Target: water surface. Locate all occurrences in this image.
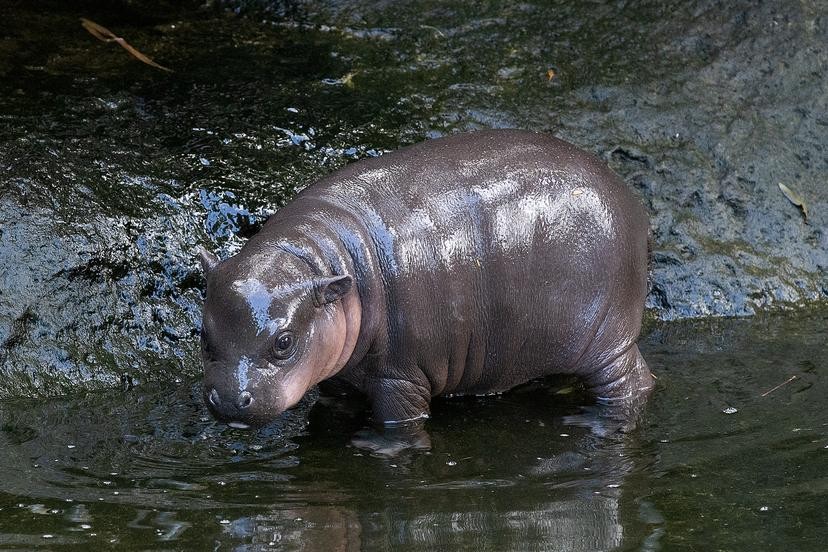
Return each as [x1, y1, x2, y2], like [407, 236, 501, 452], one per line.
[1, 309, 825, 550]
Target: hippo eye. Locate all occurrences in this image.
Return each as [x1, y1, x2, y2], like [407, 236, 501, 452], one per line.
[273, 331, 296, 360]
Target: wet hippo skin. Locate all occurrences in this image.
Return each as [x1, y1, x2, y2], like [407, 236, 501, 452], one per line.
[199, 129, 653, 448]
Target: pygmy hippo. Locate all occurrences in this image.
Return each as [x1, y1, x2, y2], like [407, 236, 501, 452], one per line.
[199, 130, 653, 446]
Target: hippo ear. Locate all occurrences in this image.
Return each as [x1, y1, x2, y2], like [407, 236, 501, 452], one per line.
[198, 246, 220, 275]
[313, 275, 353, 307]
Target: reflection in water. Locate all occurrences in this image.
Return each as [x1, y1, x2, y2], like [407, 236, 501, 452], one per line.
[214, 387, 654, 551]
[0, 377, 657, 551]
[224, 507, 362, 551]
[224, 494, 623, 551]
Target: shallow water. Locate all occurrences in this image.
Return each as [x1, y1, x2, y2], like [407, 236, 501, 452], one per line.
[1, 309, 825, 550]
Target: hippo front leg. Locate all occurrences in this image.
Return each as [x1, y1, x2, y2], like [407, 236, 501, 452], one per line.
[351, 377, 432, 456]
[369, 377, 431, 424]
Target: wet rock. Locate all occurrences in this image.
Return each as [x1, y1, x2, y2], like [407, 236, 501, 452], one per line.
[1, 0, 826, 397]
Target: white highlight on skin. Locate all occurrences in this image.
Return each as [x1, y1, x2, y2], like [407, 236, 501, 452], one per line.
[471, 176, 520, 202]
[356, 167, 393, 185]
[237, 356, 252, 393]
[232, 278, 303, 336]
[395, 208, 438, 272]
[492, 187, 614, 251]
[441, 227, 476, 264]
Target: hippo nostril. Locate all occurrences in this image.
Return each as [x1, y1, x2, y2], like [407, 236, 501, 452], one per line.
[237, 391, 253, 409]
[208, 388, 221, 407]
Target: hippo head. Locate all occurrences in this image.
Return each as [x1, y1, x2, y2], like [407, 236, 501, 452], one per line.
[198, 246, 360, 428]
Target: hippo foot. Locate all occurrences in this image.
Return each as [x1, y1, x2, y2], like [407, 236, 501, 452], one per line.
[562, 401, 647, 437]
[350, 425, 432, 457]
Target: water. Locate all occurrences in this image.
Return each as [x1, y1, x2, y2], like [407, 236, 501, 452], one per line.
[1, 308, 825, 550]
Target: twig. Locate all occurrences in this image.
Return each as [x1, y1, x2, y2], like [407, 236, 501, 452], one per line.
[80, 18, 173, 73]
[760, 375, 797, 397]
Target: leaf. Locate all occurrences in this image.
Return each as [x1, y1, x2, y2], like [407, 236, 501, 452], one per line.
[80, 18, 116, 41]
[778, 182, 808, 222]
[80, 18, 173, 73]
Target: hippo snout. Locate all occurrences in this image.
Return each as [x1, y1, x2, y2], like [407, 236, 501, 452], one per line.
[237, 391, 254, 409]
[204, 385, 269, 428]
[207, 388, 254, 410]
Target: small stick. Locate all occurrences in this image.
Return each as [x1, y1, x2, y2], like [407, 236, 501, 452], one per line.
[760, 375, 797, 397]
[80, 18, 172, 72]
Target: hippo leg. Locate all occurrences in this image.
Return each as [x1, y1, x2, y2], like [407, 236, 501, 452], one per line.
[350, 376, 432, 456]
[369, 377, 431, 424]
[583, 344, 654, 402]
[577, 344, 654, 433]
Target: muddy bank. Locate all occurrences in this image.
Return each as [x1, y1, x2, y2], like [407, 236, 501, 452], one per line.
[1, 0, 826, 397]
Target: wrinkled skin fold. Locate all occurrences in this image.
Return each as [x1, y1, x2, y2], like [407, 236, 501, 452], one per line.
[199, 129, 653, 450]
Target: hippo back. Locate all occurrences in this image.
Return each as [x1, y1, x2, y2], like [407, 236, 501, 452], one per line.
[270, 130, 649, 396]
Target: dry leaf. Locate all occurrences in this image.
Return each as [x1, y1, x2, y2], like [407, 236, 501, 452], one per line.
[546, 68, 556, 80]
[80, 18, 172, 73]
[341, 72, 356, 88]
[778, 182, 808, 222]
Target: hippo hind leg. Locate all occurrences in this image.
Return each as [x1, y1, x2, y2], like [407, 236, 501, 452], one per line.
[572, 344, 654, 433]
[583, 344, 654, 403]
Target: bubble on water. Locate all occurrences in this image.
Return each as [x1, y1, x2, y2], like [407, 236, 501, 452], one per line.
[722, 407, 738, 414]
[759, 506, 769, 511]
[446, 460, 457, 466]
